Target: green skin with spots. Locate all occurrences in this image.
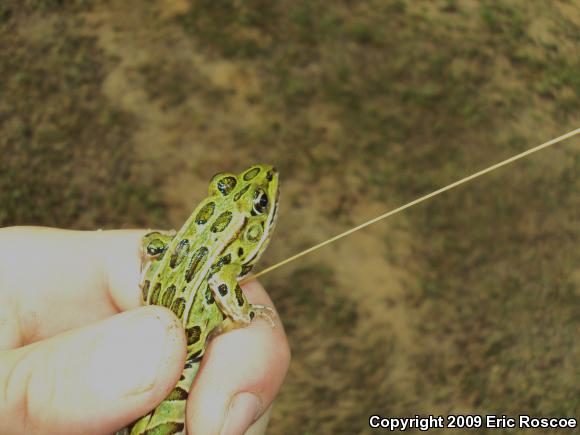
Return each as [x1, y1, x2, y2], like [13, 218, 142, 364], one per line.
[120, 164, 279, 435]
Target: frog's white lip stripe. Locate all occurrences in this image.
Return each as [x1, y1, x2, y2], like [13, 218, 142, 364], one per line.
[243, 191, 279, 268]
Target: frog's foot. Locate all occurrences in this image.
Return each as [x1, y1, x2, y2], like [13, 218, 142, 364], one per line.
[250, 304, 277, 328]
[208, 263, 278, 330]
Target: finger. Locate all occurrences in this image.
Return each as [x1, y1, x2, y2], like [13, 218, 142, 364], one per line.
[245, 405, 273, 435]
[0, 227, 146, 347]
[0, 306, 186, 435]
[187, 280, 291, 435]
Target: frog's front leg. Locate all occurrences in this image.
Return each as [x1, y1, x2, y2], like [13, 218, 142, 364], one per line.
[208, 263, 276, 331]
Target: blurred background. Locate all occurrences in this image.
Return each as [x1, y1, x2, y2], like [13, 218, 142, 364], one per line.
[1, 1, 579, 434]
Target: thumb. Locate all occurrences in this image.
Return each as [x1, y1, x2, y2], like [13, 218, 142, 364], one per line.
[0, 306, 186, 435]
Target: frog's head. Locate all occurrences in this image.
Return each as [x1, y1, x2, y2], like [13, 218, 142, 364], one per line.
[209, 164, 279, 277]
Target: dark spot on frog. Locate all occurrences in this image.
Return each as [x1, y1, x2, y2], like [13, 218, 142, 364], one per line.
[218, 284, 228, 296]
[235, 285, 245, 306]
[186, 325, 202, 345]
[150, 282, 162, 304]
[217, 254, 231, 267]
[185, 247, 209, 282]
[209, 254, 231, 275]
[205, 286, 214, 304]
[195, 202, 215, 225]
[217, 176, 237, 195]
[166, 386, 189, 401]
[189, 350, 202, 362]
[142, 280, 150, 301]
[211, 211, 233, 233]
[170, 297, 186, 318]
[233, 184, 251, 201]
[170, 239, 190, 268]
[243, 167, 260, 181]
[162, 284, 176, 307]
[238, 247, 244, 257]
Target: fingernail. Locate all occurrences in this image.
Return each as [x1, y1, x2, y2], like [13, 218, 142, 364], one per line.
[220, 392, 262, 435]
[89, 310, 180, 399]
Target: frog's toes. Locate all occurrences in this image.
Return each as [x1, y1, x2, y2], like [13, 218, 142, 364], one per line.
[250, 304, 277, 328]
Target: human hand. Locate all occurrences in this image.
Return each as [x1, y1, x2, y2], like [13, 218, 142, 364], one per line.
[0, 227, 290, 435]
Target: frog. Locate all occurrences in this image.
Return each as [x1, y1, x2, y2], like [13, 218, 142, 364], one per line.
[122, 164, 279, 435]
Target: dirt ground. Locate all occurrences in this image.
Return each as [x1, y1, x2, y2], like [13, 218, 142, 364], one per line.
[1, 1, 579, 434]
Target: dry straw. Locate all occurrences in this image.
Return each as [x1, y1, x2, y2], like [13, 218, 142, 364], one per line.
[242, 127, 579, 284]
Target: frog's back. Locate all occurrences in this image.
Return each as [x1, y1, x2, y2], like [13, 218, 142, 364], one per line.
[141, 164, 279, 357]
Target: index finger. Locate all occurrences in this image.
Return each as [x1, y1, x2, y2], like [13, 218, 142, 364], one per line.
[0, 227, 147, 349]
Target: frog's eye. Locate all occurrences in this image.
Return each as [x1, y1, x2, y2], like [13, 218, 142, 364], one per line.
[253, 189, 269, 214]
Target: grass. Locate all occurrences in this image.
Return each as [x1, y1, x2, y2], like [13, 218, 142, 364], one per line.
[0, 8, 164, 228]
[271, 265, 398, 434]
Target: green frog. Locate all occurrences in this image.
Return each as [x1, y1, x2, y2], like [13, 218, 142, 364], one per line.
[122, 164, 279, 435]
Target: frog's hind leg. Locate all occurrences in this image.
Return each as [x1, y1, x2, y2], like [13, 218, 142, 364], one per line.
[126, 356, 201, 435]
